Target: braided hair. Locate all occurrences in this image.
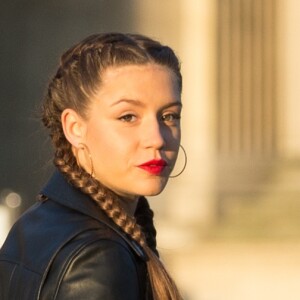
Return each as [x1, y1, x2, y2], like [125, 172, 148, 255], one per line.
[42, 33, 182, 300]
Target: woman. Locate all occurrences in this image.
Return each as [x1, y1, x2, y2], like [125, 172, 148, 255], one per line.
[0, 33, 184, 300]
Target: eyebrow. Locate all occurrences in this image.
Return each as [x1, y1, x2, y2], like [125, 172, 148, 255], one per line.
[110, 98, 182, 109]
[110, 98, 145, 107]
[161, 102, 182, 110]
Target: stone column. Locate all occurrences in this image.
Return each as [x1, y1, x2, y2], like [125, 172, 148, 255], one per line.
[168, 0, 217, 226]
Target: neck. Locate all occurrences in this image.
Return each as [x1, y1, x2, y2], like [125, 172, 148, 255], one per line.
[119, 196, 139, 216]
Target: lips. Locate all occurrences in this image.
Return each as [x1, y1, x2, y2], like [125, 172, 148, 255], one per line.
[138, 159, 168, 175]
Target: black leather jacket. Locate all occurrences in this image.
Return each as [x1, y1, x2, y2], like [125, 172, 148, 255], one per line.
[0, 171, 151, 299]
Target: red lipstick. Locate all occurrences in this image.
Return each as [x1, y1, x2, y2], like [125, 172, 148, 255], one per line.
[138, 159, 168, 175]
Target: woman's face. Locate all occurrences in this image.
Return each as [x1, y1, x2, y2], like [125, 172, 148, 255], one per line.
[82, 64, 181, 199]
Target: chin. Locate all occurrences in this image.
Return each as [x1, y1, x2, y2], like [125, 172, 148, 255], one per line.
[143, 190, 163, 197]
[138, 178, 169, 196]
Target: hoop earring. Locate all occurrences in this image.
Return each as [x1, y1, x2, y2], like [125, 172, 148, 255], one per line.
[169, 145, 187, 178]
[76, 143, 94, 177]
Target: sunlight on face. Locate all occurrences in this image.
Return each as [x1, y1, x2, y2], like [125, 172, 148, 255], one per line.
[82, 64, 181, 199]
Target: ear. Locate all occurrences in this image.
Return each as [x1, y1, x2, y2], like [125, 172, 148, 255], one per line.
[61, 109, 86, 147]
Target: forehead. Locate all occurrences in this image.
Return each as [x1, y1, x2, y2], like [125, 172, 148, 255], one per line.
[100, 63, 179, 89]
[89, 64, 181, 106]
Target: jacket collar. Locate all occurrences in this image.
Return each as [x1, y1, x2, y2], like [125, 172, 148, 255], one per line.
[41, 169, 148, 261]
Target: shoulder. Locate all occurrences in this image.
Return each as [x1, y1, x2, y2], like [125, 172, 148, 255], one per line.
[1, 195, 148, 300]
[41, 230, 144, 300]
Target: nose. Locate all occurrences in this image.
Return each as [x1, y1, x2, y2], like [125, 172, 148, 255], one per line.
[142, 118, 165, 150]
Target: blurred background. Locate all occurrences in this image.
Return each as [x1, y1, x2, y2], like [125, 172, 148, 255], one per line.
[1, 0, 300, 299]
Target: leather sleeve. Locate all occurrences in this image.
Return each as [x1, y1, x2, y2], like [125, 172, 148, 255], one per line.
[41, 238, 141, 300]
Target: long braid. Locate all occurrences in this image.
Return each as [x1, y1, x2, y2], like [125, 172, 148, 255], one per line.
[135, 197, 159, 256]
[42, 33, 183, 300]
[54, 147, 145, 243]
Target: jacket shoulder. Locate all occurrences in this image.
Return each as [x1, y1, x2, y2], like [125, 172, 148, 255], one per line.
[0, 200, 104, 300]
[0, 199, 147, 300]
[41, 229, 144, 300]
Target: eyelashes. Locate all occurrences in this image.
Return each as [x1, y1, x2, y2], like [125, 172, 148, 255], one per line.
[161, 112, 181, 123]
[118, 112, 181, 125]
[118, 114, 137, 122]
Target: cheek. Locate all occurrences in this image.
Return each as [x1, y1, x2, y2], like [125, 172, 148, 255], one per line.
[86, 125, 107, 155]
[87, 126, 133, 161]
[165, 126, 181, 147]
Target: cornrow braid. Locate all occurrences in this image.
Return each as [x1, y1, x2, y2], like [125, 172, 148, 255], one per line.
[42, 32, 183, 300]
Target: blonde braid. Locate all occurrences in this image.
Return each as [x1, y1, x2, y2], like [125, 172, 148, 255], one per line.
[54, 151, 147, 244]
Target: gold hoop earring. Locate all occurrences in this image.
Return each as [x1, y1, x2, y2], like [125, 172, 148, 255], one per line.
[76, 143, 94, 177]
[169, 145, 187, 178]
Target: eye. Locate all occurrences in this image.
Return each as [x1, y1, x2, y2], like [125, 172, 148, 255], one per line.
[119, 114, 137, 123]
[161, 113, 181, 124]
